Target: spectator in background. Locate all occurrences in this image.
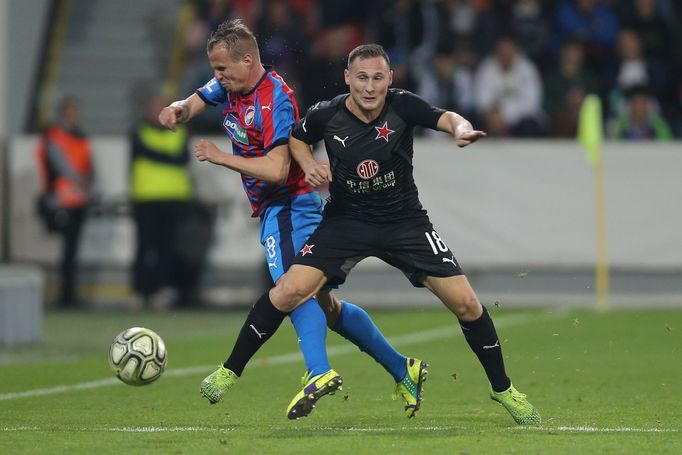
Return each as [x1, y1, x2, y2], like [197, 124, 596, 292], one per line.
[554, 0, 619, 77]
[35, 97, 94, 308]
[316, 0, 367, 25]
[417, 43, 476, 126]
[622, 0, 673, 61]
[619, 0, 677, 124]
[179, 0, 234, 133]
[544, 40, 596, 137]
[611, 29, 652, 90]
[129, 93, 199, 311]
[474, 36, 545, 137]
[299, 0, 368, 107]
[367, 0, 448, 92]
[367, 0, 424, 50]
[445, 0, 480, 42]
[256, 0, 309, 102]
[385, 51, 417, 95]
[301, 21, 364, 108]
[182, 0, 232, 88]
[609, 85, 672, 140]
[497, 0, 551, 69]
[604, 29, 671, 120]
[442, 0, 497, 58]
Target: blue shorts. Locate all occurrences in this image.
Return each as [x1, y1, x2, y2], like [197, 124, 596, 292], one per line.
[260, 191, 324, 283]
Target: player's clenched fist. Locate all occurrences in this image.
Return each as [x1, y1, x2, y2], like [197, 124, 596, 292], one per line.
[193, 139, 222, 163]
[303, 163, 332, 187]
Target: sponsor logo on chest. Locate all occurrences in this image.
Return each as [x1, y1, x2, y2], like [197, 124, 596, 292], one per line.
[223, 113, 249, 145]
[356, 159, 379, 179]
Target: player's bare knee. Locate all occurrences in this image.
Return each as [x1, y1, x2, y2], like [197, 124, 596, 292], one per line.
[271, 278, 314, 312]
[452, 294, 482, 321]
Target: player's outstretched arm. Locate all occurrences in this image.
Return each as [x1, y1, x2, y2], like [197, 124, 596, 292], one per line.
[158, 94, 207, 131]
[289, 134, 331, 187]
[194, 139, 290, 184]
[437, 111, 487, 147]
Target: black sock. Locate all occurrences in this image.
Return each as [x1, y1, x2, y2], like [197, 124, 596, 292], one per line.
[224, 292, 288, 376]
[459, 306, 511, 392]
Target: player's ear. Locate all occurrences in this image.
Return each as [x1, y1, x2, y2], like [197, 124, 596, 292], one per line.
[388, 69, 393, 86]
[344, 68, 350, 86]
[242, 52, 253, 66]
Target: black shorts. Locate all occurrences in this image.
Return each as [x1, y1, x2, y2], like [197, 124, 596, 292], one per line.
[293, 214, 464, 288]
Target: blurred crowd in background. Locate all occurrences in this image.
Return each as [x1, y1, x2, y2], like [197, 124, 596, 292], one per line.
[180, 0, 682, 140]
[20, 0, 682, 310]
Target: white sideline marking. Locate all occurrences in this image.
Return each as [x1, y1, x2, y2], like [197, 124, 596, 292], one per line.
[0, 312, 548, 402]
[1, 425, 677, 434]
[519, 426, 678, 433]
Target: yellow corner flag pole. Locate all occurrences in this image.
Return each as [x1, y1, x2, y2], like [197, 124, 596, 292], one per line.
[578, 94, 610, 312]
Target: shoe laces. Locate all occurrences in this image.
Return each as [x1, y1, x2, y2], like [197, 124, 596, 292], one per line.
[509, 388, 527, 403]
[300, 370, 312, 387]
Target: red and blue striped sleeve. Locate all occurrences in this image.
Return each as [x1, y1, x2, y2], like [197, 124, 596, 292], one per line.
[195, 78, 226, 106]
[261, 76, 296, 153]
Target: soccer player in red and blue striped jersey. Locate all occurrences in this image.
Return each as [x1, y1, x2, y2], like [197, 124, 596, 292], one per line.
[159, 19, 418, 418]
[195, 62, 310, 217]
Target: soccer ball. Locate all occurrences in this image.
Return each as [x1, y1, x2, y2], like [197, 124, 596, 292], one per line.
[109, 327, 167, 386]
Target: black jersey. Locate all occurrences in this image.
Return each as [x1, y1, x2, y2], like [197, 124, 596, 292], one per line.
[291, 89, 445, 221]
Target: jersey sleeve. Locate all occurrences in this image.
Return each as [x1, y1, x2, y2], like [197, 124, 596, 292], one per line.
[262, 88, 295, 152]
[393, 90, 446, 130]
[291, 101, 329, 144]
[195, 78, 227, 106]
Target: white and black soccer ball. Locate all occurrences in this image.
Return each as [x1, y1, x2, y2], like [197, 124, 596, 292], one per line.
[109, 327, 167, 386]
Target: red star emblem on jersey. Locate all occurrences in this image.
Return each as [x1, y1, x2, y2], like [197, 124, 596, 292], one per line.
[374, 121, 395, 142]
[300, 244, 315, 256]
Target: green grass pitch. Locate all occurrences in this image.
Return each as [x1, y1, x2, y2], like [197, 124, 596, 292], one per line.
[1, 307, 680, 454]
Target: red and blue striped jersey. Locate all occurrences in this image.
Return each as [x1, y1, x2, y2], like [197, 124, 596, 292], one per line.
[196, 68, 312, 217]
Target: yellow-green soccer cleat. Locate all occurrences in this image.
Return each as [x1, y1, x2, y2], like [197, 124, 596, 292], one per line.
[392, 358, 429, 418]
[286, 369, 343, 420]
[490, 384, 542, 425]
[200, 365, 238, 404]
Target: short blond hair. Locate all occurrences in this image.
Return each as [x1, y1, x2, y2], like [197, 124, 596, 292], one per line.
[206, 19, 259, 60]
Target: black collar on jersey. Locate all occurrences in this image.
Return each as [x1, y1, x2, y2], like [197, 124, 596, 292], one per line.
[240, 65, 272, 97]
[341, 91, 392, 125]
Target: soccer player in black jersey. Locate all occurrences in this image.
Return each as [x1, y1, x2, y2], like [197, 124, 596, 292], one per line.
[162, 21, 422, 420]
[260, 43, 541, 424]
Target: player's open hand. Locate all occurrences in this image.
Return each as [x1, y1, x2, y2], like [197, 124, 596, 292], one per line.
[304, 163, 332, 187]
[456, 130, 487, 147]
[194, 139, 222, 164]
[158, 104, 184, 131]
